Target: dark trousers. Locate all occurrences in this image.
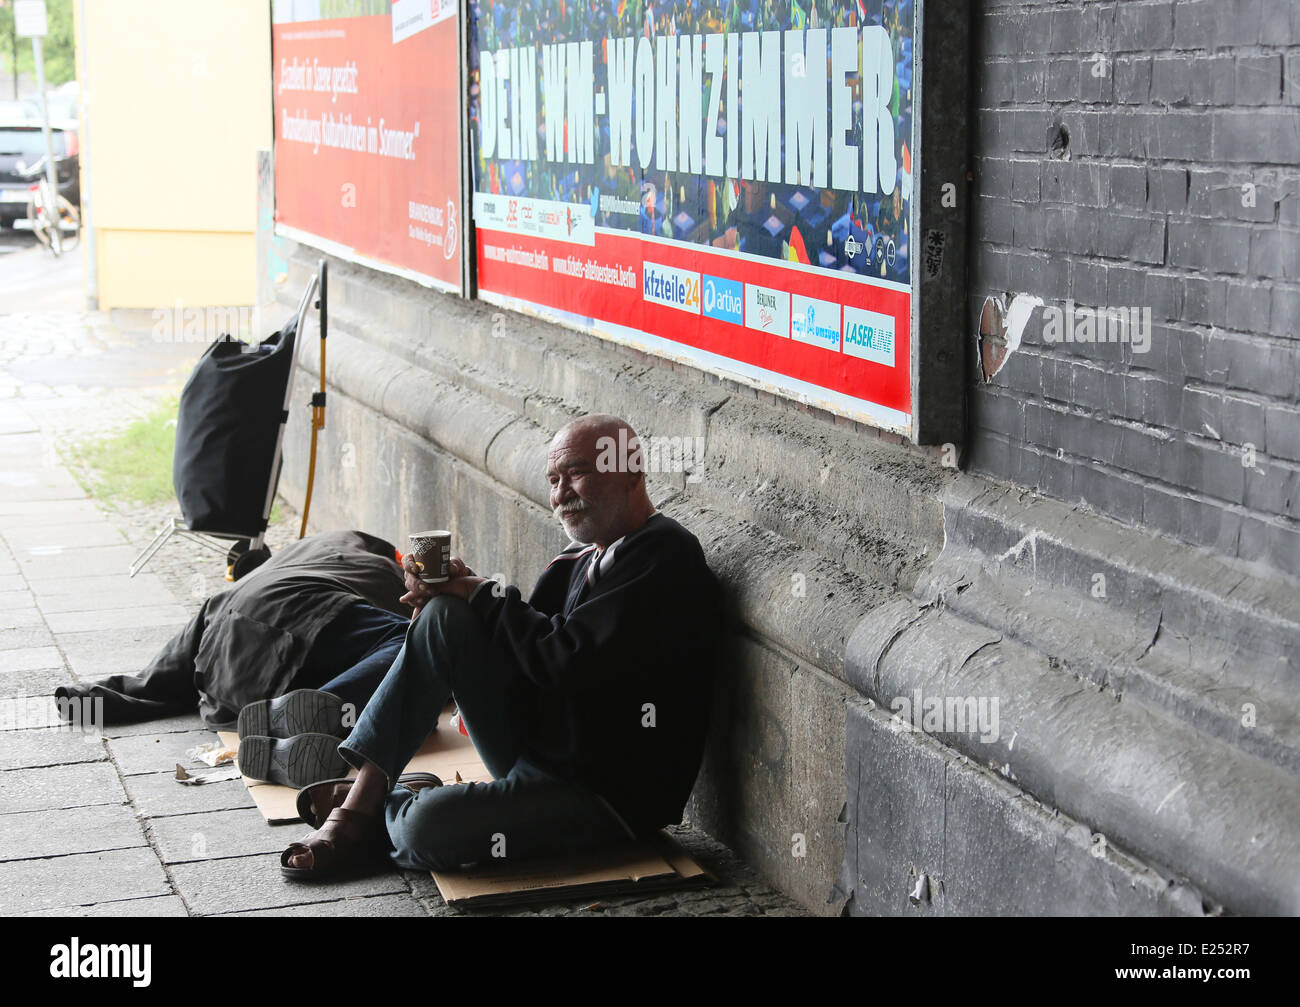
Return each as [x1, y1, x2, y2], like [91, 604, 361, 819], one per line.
[290, 601, 408, 712]
[337, 595, 634, 872]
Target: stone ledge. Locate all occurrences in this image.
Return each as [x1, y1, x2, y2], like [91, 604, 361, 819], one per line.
[840, 699, 1209, 917]
[845, 600, 1300, 915]
[929, 475, 1300, 770]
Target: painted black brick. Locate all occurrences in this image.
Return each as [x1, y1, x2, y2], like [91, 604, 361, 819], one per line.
[1266, 405, 1300, 462]
[1113, 55, 1152, 104]
[1243, 461, 1300, 521]
[1235, 55, 1283, 106]
[968, 0, 1300, 577]
[1115, 1, 1175, 51]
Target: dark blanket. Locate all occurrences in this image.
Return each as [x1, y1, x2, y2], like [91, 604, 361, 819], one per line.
[55, 530, 410, 729]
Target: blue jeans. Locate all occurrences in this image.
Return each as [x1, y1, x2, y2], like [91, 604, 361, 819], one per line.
[337, 595, 634, 872]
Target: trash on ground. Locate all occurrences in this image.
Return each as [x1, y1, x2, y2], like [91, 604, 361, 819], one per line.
[186, 741, 237, 767]
[174, 763, 242, 786]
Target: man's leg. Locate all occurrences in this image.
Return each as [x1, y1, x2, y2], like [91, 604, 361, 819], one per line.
[384, 759, 635, 872]
[308, 614, 409, 713]
[290, 603, 410, 712]
[337, 594, 523, 785]
[285, 595, 523, 871]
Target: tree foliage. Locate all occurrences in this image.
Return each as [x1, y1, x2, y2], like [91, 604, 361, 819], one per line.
[0, 0, 77, 90]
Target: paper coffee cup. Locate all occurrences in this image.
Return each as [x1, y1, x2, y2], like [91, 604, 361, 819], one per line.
[408, 530, 451, 583]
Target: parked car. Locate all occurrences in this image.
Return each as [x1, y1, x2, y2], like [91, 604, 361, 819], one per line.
[0, 99, 42, 124]
[0, 121, 79, 230]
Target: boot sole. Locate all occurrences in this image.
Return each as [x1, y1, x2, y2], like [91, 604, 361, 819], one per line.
[238, 733, 349, 789]
[238, 689, 346, 740]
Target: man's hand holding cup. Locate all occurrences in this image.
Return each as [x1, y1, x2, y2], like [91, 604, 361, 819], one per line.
[402, 530, 486, 617]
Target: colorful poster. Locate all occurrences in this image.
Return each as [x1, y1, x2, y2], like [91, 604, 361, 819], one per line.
[273, 0, 463, 292]
[470, 0, 917, 431]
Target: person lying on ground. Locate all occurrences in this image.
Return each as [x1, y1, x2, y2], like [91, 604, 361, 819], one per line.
[54, 530, 412, 733]
[279, 413, 724, 878]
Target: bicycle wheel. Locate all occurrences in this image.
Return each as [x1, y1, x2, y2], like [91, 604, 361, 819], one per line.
[54, 196, 80, 252]
[48, 182, 63, 256]
[26, 190, 53, 252]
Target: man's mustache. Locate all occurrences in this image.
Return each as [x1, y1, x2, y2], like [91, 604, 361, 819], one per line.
[554, 499, 590, 519]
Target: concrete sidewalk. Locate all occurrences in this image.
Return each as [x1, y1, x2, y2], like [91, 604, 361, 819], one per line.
[0, 314, 805, 917]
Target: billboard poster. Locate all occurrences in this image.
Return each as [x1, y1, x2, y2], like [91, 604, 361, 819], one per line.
[469, 0, 917, 432]
[273, 0, 463, 292]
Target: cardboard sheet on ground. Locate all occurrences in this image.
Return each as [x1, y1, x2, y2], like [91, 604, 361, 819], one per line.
[219, 722, 717, 909]
[430, 833, 711, 909]
[218, 723, 711, 907]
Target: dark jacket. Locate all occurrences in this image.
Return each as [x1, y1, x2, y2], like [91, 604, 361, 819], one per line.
[56, 530, 409, 728]
[469, 512, 723, 836]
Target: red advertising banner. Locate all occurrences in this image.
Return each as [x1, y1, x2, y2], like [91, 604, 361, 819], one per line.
[473, 217, 910, 419]
[273, 4, 462, 292]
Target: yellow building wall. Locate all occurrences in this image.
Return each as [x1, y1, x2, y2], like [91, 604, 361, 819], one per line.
[76, 0, 271, 309]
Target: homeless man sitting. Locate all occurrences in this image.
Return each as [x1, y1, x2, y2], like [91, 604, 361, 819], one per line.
[279, 413, 724, 878]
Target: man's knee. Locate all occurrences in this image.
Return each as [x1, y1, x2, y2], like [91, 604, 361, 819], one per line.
[388, 788, 487, 872]
[410, 595, 476, 658]
[413, 594, 475, 635]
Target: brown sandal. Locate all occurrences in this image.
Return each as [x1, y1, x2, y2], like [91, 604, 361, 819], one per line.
[279, 807, 386, 880]
[294, 778, 354, 830]
[295, 773, 445, 828]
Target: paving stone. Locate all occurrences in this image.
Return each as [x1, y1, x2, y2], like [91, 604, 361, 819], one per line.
[148, 808, 299, 865]
[123, 770, 256, 818]
[0, 606, 44, 628]
[103, 712, 206, 738]
[31, 573, 139, 596]
[0, 665, 72, 700]
[109, 729, 224, 777]
[0, 645, 60, 672]
[0, 574, 25, 591]
[58, 626, 179, 679]
[0, 726, 108, 770]
[0, 694, 68, 730]
[0, 415, 37, 436]
[22, 894, 189, 917]
[0, 590, 36, 610]
[224, 893, 429, 917]
[0, 501, 104, 527]
[44, 604, 189, 635]
[34, 573, 177, 613]
[0, 802, 147, 860]
[169, 853, 407, 915]
[0, 624, 55, 650]
[0, 471, 84, 503]
[18, 545, 139, 580]
[3, 522, 128, 553]
[0, 761, 126, 812]
[0, 847, 171, 914]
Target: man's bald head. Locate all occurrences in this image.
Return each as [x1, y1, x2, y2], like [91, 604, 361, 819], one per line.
[554, 413, 639, 457]
[547, 413, 654, 547]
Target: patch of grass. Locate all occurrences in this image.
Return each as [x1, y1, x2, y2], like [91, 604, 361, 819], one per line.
[66, 397, 286, 525]
[68, 397, 180, 507]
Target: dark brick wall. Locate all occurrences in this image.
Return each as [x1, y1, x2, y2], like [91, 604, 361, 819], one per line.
[966, 0, 1300, 576]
